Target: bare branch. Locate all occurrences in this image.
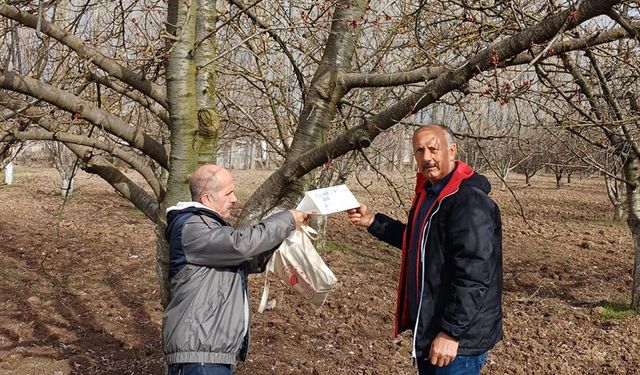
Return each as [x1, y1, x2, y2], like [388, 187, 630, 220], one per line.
[227, 0, 306, 101]
[0, 92, 159, 220]
[0, 129, 162, 198]
[499, 27, 635, 68]
[88, 73, 170, 126]
[0, 70, 169, 168]
[607, 9, 639, 41]
[0, 4, 168, 109]
[342, 66, 445, 90]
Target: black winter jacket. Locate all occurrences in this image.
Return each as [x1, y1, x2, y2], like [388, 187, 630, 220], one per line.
[368, 161, 503, 358]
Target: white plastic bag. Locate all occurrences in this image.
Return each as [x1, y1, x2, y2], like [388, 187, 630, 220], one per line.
[258, 226, 337, 312]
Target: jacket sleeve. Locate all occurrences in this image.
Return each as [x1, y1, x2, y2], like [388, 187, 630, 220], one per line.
[367, 213, 405, 249]
[245, 246, 278, 274]
[438, 190, 499, 339]
[181, 210, 296, 268]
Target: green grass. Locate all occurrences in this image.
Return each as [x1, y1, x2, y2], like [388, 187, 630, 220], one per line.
[595, 302, 638, 319]
[126, 206, 147, 217]
[0, 267, 25, 283]
[57, 280, 71, 289]
[319, 240, 358, 255]
[12, 166, 50, 176]
[590, 219, 626, 227]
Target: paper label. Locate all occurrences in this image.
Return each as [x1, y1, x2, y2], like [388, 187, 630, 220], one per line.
[296, 184, 360, 215]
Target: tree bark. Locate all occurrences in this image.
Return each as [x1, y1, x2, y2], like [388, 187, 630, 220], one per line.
[624, 159, 640, 310]
[238, 0, 368, 225]
[194, 0, 219, 165]
[3, 161, 13, 185]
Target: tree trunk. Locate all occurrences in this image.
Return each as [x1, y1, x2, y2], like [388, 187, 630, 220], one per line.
[4, 161, 13, 185]
[623, 159, 640, 311]
[250, 141, 256, 170]
[61, 175, 74, 198]
[237, 0, 368, 225]
[614, 204, 624, 221]
[194, 0, 219, 165]
[159, 0, 205, 307]
[605, 174, 624, 221]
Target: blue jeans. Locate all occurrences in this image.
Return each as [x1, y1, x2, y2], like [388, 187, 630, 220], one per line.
[168, 363, 234, 375]
[417, 352, 488, 375]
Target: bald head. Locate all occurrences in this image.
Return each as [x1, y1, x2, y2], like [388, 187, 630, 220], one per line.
[190, 164, 237, 218]
[190, 164, 222, 201]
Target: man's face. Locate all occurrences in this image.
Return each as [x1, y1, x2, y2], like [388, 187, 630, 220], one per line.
[201, 169, 238, 219]
[412, 127, 457, 183]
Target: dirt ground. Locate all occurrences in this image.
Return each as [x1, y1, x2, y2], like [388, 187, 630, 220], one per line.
[0, 167, 639, 375]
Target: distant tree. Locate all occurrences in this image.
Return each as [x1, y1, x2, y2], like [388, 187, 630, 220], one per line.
[534, 14, 640, 308]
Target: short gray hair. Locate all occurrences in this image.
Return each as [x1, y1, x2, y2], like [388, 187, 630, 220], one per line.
[414, 124, 456, 146]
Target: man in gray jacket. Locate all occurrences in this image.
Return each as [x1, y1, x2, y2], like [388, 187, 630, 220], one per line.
[163, 164, 308, 375]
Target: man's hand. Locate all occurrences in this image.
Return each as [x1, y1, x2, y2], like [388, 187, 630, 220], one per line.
[347, 204, 374, 228]
[289, 209, 309, 229]
[429, 332, 459, 367]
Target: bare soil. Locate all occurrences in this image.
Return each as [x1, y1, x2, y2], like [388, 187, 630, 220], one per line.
[0, 167, 638, 375]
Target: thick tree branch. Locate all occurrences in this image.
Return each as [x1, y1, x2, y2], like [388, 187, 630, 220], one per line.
[499, 27, 635, 67]
[342, 66, 445, 90]
[85, 162, 160, 222]
[0, 70, 169, 168]
[0, 4, 168, 109]
[607, 10, 639, 40]
[0, 92, 159, 220]
[240, 0, 622, 219]
[0, 128, 162, 198]
[0, 91, 163, 197]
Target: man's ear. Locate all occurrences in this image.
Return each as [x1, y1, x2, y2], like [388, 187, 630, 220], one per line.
[449, 143, 457, 160]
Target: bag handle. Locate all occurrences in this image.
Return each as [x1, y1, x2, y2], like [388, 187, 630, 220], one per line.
[300, 225, 319, 241]
[258, 225, 318, 313]
[257, 256, 275, 313]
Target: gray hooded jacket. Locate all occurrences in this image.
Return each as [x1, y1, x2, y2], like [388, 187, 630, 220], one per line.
[163, 202, 296, 365]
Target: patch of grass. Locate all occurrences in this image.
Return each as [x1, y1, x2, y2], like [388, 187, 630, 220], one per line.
[0, 180, 21, 190]
[58, 280, 71, 289]
[13, 166, 45, 176]
[590, 219, 626, 227]
[595, 302, 638, 319]
[319, 240, 358, 256]
[0, 267, 25, 283]
[126, 206, 146, 217]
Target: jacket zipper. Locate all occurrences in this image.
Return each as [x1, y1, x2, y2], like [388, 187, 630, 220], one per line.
[411, 188, 458, 362]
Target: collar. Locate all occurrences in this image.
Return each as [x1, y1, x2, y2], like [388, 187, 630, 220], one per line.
[166, 201, 215, 214]
[425, 165, 457, 195]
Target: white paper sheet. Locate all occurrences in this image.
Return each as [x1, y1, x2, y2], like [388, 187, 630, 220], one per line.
[296, 184, 360, 215]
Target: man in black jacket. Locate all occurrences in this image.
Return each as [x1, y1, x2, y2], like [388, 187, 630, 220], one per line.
[348, 124, 502, 374]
